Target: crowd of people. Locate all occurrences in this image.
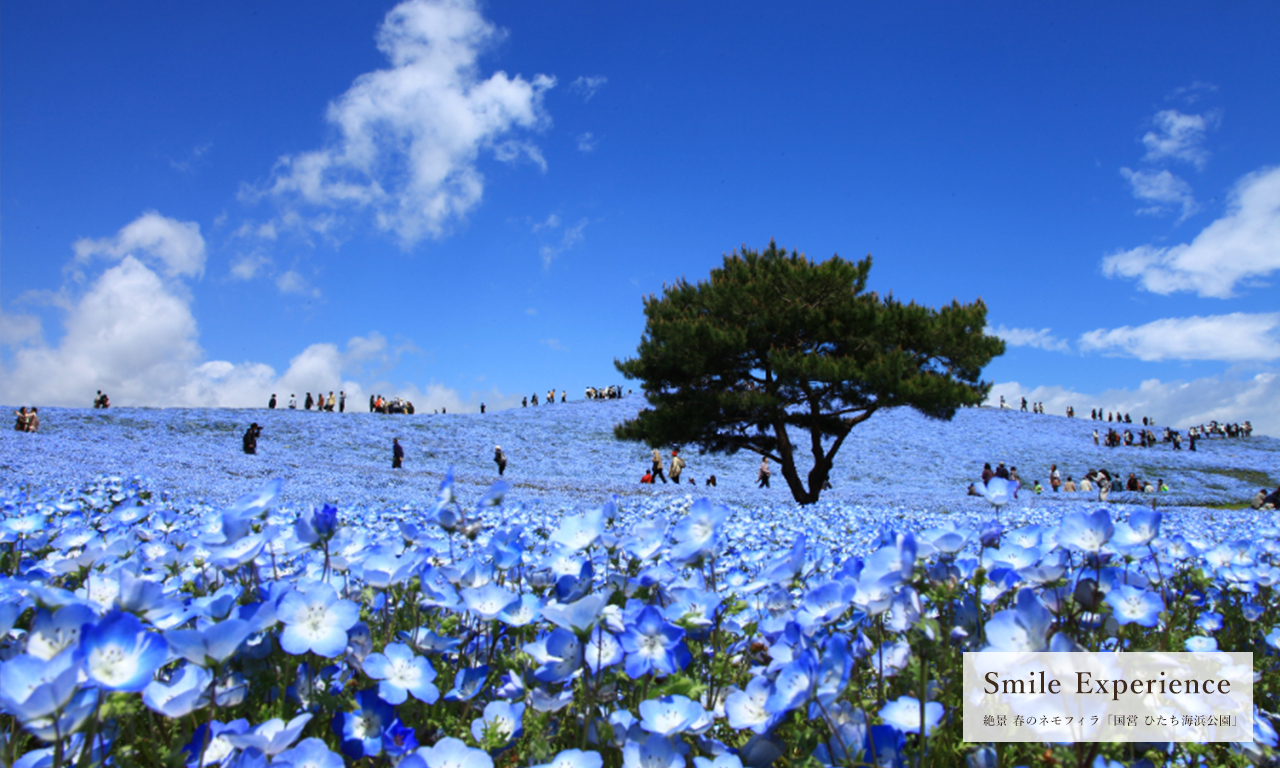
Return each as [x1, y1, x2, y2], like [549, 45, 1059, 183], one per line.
[969, 460, 1171, 500]
[1252, 487, 1280, 510]
[93, 390, 111, 408]
[13, 407, 40, 432]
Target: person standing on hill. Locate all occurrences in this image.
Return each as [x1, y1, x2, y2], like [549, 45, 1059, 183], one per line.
[981, 463, 994, 486]
[327, 392, 336, 412]
[242, 423, 262, 455]
[269, 394, 277, 409]
[288, 394, 297, 409]
[757, 457, 771, 488]
[1050, 464, 1061, 492]
[305, 392, 314, 411]
[494, 445, 507, 476]
[339, 391, 346, 413]
[650, 449, 667, 483]
[392, 438, 404, 469]
[669, 450, 686, 483]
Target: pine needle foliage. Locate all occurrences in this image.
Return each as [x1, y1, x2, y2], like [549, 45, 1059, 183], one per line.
[615, 241, 1006, 504]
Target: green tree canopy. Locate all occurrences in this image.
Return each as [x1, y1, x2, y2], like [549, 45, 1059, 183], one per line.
[614, 241, 1006, 504]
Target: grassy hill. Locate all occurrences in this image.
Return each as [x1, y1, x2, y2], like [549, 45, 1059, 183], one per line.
[4, 396, 1276, 522]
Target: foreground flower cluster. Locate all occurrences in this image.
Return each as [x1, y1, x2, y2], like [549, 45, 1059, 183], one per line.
[1, 471, 1278, 768]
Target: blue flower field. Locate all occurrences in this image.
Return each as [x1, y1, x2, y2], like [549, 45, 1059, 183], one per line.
[1, 397, 1278, 767]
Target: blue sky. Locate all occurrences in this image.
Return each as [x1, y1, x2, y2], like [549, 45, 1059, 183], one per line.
[3, 1, 1279, 433]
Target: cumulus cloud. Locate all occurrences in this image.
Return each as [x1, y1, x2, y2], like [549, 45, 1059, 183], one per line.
[1102, 166, 1280, 297]
[988, 325, 1070, 353]
[570, 75, 607, 101]
[257, 0, 555, 246]
[1142, 109, 1212, 168]
[1120, 167, 1197, 221]
[73, 211, 206, 279]
[988, 370, 1280, 437]
[230, 253, 272, 281]
[1079, 313, 1280, 362]
[0, 215, 505, 412]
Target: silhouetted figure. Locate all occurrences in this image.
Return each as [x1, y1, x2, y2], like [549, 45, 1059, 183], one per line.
[481, 403, 486, 414]
[242, 423, 263, 455]
[707, 474, 717, 487]
[757, 458, 771, 488]
[494, 445, 507, 476]
[305, 393, 314, 411]
[340, 391, 346, 413]
[392, 438, 404, 469]
[269, 394, 277, 409]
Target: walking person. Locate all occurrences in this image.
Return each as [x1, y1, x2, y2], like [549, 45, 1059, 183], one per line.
[392, 438, 404, 469]
[669, 450, 686, 483]
[757, 457, 771, 488]
[650, 449, 667, 483]
[494, 445, 507, 476]
[1050, 464, 1061, 492]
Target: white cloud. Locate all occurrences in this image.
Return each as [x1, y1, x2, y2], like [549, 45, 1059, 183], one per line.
[1079, 313, 1280, 362]
[540, 338, 566, 352]
[538, 218, 587, 269]
[988, 325, 1070, 353]
[576, 132, 598, 153]
[570, 75, 607, 101]
[276, 270, 319, 297]
[1167, 81, 1217, 105]
[230, 253, 272, 281]
[1120, 167, 1197, 221]
[1142, 109, 1211, 168]
[257, 0, 555, 246]
[988, 370, 1280, 437]
[1102, 166, 1280, 297]
[493, 140, 547, 171]
[0, 215, 507, 413]
[532, 213, 560, 232]
[0, 311, 42, 347]
[73, 211, 206, 279]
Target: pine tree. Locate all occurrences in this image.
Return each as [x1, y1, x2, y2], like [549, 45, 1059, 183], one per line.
[615, 241, 1005, 504]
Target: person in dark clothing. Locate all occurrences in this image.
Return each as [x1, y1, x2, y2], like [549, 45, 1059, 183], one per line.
[981, 463, 994, 486]
[1126, 473, 1140, 492]
[480, 403, 486, 414]
[522, 397, 528, 408]
[339, 391, 346, 413]
[1263, 487, 1280, 509]
[392, 438, 404, 469]
[494, 445, 507, 476]
[269, 394, 277, 409]
[757, 458, 771, 488]
[305, 393, 314, 411]
[994, 462, 1010, 480]
[242, 423, 262, 454]
[707, 474, 718, 487]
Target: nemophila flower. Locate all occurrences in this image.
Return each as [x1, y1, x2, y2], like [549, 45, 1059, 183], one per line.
[296, 504, 339, 546]
[1114, 509, 1162, 548]
[383, 720, 419, 757]
[765, 651, 817, 715]
[332, 689, 396, 759]
[622, 733, 686, 768]
[639, 695, 706, 737]
[1057, 509, 1114, 552]
[461, 583, 520, 621]
[620, 605, 690, 679]
[275, 737, 345, 768]
[185, 719, 251, 768]
[812, 701, 868, 767]
[80, 610, 168, 692]
[1195, 612, 1224, 634]
[623, 520, 666, 561]
[444, 665, 490, 702]
[362, 643, 439, 705]
[725, 676, 777, 734]
[497, 593, 543, 627]
[694, 754, 743, 768]
[142, 663, 212, 717]
[165, 618, 252, 668]
[25, 604, 97, 660]
[0, 650, 83, 726]
[584, 626, 625, 673]
[415, 736, 495, 768]
[879, 695, 944, 736]
[551, 507, 606, 551]
[669, 498, 731, 564]
[1185, 635, 1218, 651]
[526, 628, 584, 684]
[983, 588, 1052, 652]
[1266, 626, 1280, 651]
[277, 582, 360, 657]
[532, 749, 605, 768]
[980, 477, 1017, 508]
[471, 700, 526, 750]
[1105, 584, 1164, 627]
